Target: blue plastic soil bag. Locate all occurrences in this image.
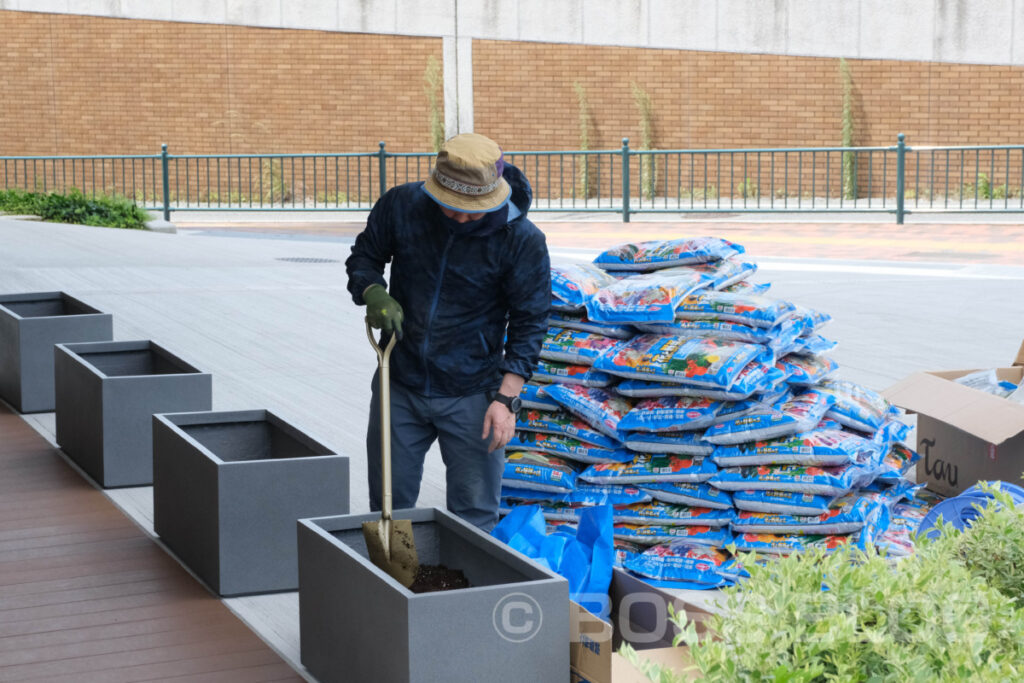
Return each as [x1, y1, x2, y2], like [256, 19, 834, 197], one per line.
[624, 542, 739, 589]
[635, 317, 800, 355]
[792, 305, 833, 336]
[640, 481, 734, 510]
[541, 327, 624, 366]
[580, 454, 718, 485]
[623, 430, 715, 457]
[516, 407, 622, 448]
[593, 334, 772, 390]
[586, 270, 707, 324]
[778, 354, 839, 387]
[548, 310, 636, 339]
[502, 451, 580, 493]
[723, 280, 771, 296]
[550, 262, 618, 308]
[675, 292, 797, 329]
[710, 428, 874, 467]
[614, 523, 734, 547]
[683, 260, 758, 290]
[532, 360, 615, 388]
[732, 489, 838, 516]
[875, 444, 921, 484]
[614, 361, 782, 401]
[618, 396, 724, 433]
[543, 384, 634, 442]
[817, 379, 894, 433]
[500, 484, 652, 507]
[508, 431, 633, 465]
[593, 237, 745, 271]
[500, 499, 583, 522]
[615, 539, 646, 568]
[702, 389, 835, 446]
[789, 334, 838, 357]
[521, 383, 560, 411]
[613, 502, 735, 528]
[493, 504, 615, 619]
[732, 531, 868, 556]
[731, 494, 887, 535]
[710, 463, 862, 496]
[551, 296, 584, 313]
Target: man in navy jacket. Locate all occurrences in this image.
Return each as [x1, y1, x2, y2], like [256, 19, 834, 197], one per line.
[346, 133, 550, 530]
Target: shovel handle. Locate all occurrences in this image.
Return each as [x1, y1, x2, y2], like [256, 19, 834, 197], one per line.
[366, 321, 398, 526]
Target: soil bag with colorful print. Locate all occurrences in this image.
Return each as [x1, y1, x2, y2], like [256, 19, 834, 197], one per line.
[612, 502, 735, 527]
[521, 383, 560, 411]
[593, 237, 745, 271]
[540, 327, 624, 365]
[593, 334, 772, 389]
[709, 463, 864, 497]
[508, 431, 633, 465]
[624, 542, 739, 589]
[710, 428, 876, 467]
[702, 390, 835, 445]
[501, 451, 580, 493]
[732, 489, 838, 516]
[614, 361, 783, 401]
[516, 408, 622, 448]
[618, 396, 725, 433]
[543, 384, 634, 442]
[532, 360, 615, 388]
[550, 262, 618, 308]
[778, 354, 839, 387]
[639, 481, 734, 509]
[623, 430, 715, 457]
[675, 292, 797, 328]
[579, 454, 718, 485]
[731, 494, 888, 535]
[548, 310, 636, 339]
[586, 270, 707, 324]
[613, 523, 734, 547]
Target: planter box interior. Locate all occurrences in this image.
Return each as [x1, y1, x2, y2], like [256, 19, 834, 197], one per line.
[54, 340, 212, 488]
[154, 410, 349, 596]
[298, 508, 569, 683]
[0, 291, 113, 413]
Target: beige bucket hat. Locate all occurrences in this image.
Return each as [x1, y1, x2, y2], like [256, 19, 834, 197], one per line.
[422, 133, 511, 213]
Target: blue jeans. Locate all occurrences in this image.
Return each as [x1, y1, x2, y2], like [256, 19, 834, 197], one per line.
[366, 372, 505, 531]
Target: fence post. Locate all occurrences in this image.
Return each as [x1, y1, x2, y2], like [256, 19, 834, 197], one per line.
[378, 141, 388, 199]
[160, 143, 170, 221]
[621, 137, 631, 223]
[895, 133, 906, 225]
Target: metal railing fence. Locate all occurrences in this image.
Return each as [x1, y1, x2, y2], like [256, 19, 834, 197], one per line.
[4, 135, 1024, 224]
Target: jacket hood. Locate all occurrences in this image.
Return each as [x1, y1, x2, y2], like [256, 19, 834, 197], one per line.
[503, 163, 532, 222]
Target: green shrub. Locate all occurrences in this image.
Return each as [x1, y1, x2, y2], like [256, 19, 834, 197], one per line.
[624, 494, 1024, 682]
[0, 189, 150, 229]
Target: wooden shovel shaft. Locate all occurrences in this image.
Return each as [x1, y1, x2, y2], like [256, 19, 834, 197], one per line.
[366, 322, 398, 548]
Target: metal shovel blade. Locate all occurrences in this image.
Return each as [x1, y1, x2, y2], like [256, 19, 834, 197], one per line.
[363, 518, 419, 588]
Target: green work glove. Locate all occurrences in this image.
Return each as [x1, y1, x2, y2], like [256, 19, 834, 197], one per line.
[363, 284, 404, 340]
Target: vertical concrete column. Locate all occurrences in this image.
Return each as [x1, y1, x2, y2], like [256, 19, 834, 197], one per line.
[442, 34, 474, 137]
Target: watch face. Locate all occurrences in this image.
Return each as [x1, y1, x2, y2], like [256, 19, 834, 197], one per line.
[510, 396, 522, 413]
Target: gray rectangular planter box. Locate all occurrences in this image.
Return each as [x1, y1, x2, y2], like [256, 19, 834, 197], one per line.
[54, 340, 212, 488]
[153, 409, 350, 596]
[0, 292, 113, 413]
[298, 507, 569, 683]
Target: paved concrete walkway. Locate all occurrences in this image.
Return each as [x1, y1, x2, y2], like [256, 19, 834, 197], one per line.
[1, 214, 1023, 668]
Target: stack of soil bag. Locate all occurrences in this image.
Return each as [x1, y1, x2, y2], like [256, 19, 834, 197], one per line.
[501, 237, 939, 590]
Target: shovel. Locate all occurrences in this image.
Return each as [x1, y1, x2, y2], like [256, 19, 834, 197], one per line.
[362, 320, 420, 588]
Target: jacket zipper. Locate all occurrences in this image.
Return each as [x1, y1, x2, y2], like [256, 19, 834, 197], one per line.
[421, 232, 455, 396]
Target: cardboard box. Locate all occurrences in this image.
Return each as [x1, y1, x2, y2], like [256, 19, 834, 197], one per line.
[570, 569, 711, 682]
[883, 340, 1024, 496]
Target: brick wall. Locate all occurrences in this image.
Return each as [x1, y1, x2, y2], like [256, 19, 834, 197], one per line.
[473, 39, 1024, 199]
[0, 10, 442, 157]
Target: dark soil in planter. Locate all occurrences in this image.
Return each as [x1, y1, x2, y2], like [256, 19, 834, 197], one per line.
[408, 564, 470, 593]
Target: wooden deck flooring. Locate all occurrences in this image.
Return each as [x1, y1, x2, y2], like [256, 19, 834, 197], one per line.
[0, 402, 303, 682]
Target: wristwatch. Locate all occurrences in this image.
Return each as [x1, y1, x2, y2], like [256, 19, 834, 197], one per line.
[492, 392, 522, 414]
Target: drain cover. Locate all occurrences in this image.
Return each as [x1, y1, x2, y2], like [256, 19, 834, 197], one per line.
[276, 257, 340, 264]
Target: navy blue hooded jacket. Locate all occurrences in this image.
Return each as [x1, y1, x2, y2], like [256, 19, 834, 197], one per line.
[346, 163, 550, 397]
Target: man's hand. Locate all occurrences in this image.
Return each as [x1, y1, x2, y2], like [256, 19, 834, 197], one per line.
[482, 400, 516, 452]
[363, 284, 403, 339]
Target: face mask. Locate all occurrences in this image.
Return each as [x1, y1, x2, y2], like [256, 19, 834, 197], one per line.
[438, 205, 508, 234]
